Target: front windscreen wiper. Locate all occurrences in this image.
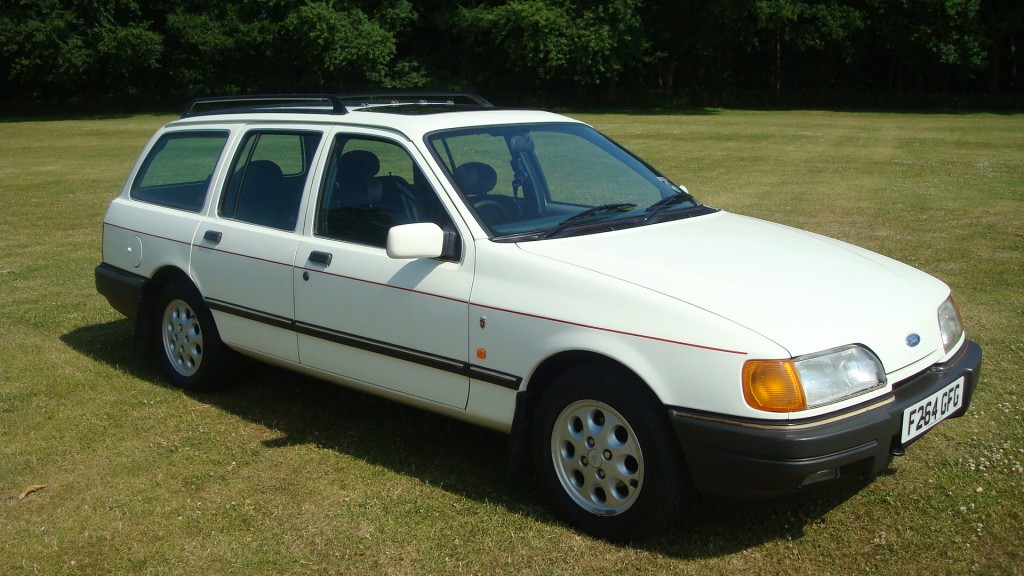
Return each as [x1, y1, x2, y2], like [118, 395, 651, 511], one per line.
[644, 192, 696, 221]
[542, 203, 637, 239]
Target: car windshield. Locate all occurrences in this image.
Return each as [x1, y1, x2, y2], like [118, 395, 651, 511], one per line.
[427, 123, 708, 240]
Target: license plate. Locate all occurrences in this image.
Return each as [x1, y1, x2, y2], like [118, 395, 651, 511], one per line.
[901, 377, 965, 445]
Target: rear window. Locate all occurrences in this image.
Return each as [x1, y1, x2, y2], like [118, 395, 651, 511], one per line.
[130, 131, 229, 211]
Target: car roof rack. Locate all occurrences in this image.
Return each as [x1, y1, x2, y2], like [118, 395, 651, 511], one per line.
[181, 91, 492, 118]
[340, 91, 493, 107]
[182, 94, 348, 117]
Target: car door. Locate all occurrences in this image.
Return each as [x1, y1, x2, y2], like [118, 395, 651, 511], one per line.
[191, 128, 325, 363]
[293, 133, 473, 408]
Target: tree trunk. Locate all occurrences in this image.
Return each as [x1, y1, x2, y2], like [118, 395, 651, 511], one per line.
[991, 41, 1001, 94]
[663, 60, 677, 96]
[774, 26, 782, 92]
[1012, 32, 1019, 94]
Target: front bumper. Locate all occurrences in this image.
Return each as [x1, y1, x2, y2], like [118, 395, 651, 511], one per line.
[670, 340, 982, 499]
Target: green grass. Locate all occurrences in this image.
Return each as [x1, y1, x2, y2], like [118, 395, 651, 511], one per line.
[2, 110, 1022, 575]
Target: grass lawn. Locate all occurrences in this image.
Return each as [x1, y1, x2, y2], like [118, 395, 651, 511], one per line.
[1, 109, 1022, 575]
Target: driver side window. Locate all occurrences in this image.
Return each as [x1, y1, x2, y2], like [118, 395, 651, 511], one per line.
[315, 136, 452, 248]
[430, 132, 528, 226]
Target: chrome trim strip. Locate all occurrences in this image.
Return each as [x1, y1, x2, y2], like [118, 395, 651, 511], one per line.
[672, 396, 895, 431]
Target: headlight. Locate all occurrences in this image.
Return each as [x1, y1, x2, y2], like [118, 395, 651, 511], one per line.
[937, 294, 964, 355]
[743, 345, 886, 412]
[795, 346, 886, 408]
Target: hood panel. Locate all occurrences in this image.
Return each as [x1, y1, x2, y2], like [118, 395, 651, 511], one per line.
[518, 212, 950, 371]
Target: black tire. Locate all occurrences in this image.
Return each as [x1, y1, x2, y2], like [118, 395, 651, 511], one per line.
[153, 280, 229, 391]
[532, 364, 690, 541]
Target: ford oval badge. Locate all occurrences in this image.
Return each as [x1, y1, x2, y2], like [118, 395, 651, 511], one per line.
[905, 333, 921, 347]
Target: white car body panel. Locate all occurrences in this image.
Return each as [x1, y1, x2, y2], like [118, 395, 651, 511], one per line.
[518, 211, 951, 368]
[467, 239, 788, 419]
[102, 201, 199, 280]
[191, 222, 302, 363]
[293, 236, 474, 408]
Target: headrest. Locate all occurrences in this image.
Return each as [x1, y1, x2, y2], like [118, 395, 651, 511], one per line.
[246, 160, 283, 181]
[453, 162, 497, 195]
[340, 150, 380, 177]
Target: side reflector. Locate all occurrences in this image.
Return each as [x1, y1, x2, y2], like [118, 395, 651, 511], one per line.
[742, 360, 807, 412]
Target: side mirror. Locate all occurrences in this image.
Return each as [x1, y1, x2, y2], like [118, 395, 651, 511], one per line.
[387, 223, 450, 260]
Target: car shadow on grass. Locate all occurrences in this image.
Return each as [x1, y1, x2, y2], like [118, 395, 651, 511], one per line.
[62, 319, 875, 558]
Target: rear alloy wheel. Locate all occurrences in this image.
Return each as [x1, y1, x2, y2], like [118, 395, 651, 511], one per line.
[533, 365, 690, 541]
[162, 298, 204, 378]
[155, 281, 228, 391]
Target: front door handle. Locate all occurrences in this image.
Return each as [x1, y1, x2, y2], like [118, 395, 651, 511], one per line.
[308, 251, 333, 266]
[203, 230, 223, 243]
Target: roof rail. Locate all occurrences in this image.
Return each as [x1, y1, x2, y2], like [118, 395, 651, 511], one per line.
[181, 91, 493, 118]
[340, 91, 493, 107]
[181, 94, 348, 118]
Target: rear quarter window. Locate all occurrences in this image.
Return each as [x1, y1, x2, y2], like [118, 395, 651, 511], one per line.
[130, 131, 229, 211]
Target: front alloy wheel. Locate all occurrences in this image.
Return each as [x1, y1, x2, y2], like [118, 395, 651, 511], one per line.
[533, 364, 690, 542]
[551, 399, 644, 516]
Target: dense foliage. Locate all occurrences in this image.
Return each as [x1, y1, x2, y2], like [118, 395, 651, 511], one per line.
[1, 0, 1021, 110]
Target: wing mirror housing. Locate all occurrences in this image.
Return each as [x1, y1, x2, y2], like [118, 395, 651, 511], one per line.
[386, 223, 460, 261]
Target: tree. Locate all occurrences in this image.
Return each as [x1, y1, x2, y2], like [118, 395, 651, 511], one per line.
[0, 0, 165, 105]
[981, 0, 1024, 93]
[163, 6, 245, 96]
[0, 0, 1019, 110]
[753, 0, 801, 91]
[162, 0, 421, 96]
[640, 0, 753, 97]
[863, 0, 987, 92]
[281, 0, 427, 90]
[281, 2, 396, 90]
[95, 22, 163, 97]
[0, 0, 93, 101]
[455, 0, 645, 101]
[751, 0, 863, 91]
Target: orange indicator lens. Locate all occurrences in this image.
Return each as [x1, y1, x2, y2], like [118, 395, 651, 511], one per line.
[742, 360, 807, 412]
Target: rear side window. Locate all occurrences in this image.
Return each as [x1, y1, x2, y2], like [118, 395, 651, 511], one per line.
[130, 131, 229, 211]
[220, 131, 323, 231]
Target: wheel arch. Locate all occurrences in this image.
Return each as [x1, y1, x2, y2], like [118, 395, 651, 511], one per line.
[505, 350, 670, 474]
[133, 266, 199, 358]
[520, 350, 694, 540]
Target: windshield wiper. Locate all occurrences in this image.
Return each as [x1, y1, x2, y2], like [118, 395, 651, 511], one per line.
[644, 192, 695, 221]
[542, 203, 637, 239]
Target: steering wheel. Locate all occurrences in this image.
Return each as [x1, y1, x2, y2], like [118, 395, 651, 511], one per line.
[471, 197, 511, 223]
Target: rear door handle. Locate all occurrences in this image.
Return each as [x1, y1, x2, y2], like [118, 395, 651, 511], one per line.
[203, 230, 222, 243]
[308, 251, 333, 266]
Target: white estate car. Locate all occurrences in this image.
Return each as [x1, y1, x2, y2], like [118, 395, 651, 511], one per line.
[96, 93, 982, 541]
